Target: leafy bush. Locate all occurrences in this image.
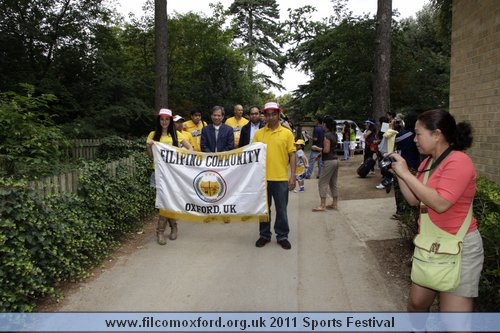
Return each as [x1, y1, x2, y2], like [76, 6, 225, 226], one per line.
[398, 176, 499, 311]
[473, 177, 500, 311]
[96, 136, 145, 160]
[0, 84, 71, 178]
[0, 152, 155, 311]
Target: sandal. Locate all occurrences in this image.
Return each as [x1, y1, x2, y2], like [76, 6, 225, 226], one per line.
[312, 207, 326, 212]
[325, 205, 337, 210]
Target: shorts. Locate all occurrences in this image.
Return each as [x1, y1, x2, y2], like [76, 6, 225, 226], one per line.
[296, 172, 307, 182]
[350, 141, 356, 150]
[447, 229, 484, 297]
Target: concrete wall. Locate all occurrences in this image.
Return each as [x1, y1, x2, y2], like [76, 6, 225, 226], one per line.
[450, 0, 500, 182]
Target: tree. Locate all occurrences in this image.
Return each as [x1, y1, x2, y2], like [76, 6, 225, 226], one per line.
[372, 0, 392, 121]
[119, 9, 264, 117]
[0, 0, 113, 105]
[155, 0, 168, 110]
[0, 0, 150, 135]
[288, 17, 376, 121]
[228, 0, 285, 90]
[391, 5, 451, 112]
[166, 13, 258, 113]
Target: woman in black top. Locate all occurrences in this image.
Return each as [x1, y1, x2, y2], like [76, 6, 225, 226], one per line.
[313, 116, 339, 211]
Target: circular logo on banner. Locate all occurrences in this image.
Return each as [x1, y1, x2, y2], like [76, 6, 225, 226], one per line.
[193, 170, 227, 203]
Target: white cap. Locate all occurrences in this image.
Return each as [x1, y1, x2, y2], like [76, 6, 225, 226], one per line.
[263, 101, 282, 112]
[158, 108, 173, 117]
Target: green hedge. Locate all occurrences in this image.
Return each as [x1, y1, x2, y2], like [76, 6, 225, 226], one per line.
[399, 176, 499, 311]
[0, 152, 155, 312]
[473, 177, 500, 311]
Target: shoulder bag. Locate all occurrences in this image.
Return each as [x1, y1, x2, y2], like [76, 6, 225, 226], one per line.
[410, 161, 473, 292]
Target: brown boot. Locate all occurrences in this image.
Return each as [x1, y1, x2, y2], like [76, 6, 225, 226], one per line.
[156, 216, 167, 245]
[168, 219, 178, 240]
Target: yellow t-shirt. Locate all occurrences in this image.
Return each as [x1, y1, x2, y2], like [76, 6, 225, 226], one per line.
[147, 130, 185, 144]
[183, 120, 207, 152]
[225, 116, 249, 147]
[253, 125, 296, 181]
[181, 130, 194, 148]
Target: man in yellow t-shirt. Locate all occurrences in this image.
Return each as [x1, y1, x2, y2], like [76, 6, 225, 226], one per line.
[183, 108, 207, 151]
[225, 104, 249, 147]
[252, 101, 296, 250]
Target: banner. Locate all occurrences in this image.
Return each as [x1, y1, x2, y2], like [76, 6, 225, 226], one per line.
[153, 142, 268, 223]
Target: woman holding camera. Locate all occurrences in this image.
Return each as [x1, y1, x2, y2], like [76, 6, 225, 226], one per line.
[390, 109, 483, 313]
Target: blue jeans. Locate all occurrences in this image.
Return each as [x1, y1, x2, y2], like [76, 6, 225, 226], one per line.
[305, 150, 322, 178]
[343, 141, 350, 160]
[259, 181, 289, 241]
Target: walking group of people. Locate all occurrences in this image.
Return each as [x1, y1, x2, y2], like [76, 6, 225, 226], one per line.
[147, 102, 296, 250]
[147, 105, 484, 317]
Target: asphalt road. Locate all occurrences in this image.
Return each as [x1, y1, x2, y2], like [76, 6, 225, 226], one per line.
[53, 155, 406, 312]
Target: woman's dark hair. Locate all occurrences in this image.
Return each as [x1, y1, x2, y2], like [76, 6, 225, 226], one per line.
[152, 116, 178, 147]
[418, 109, 473, 151]
[343, 121, 350, 131]
[323, 116, 336, 132]
[190, 107, 202, 116]
[404, 112, 418, 133]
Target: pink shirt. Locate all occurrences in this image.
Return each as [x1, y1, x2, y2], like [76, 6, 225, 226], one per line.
[417, 151, 477, 234]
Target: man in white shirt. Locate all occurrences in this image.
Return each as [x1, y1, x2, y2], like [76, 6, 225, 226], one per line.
[238, 106, 264, 147]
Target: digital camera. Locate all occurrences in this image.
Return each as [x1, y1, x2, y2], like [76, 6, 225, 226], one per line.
[379, 154, 396, 173]
[378, 154, 396, 193]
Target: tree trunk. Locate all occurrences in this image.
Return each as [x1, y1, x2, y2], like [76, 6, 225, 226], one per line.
[248, 9, 254, 82]
[155, 0, 168, 110]
[373, 0, 392, 121]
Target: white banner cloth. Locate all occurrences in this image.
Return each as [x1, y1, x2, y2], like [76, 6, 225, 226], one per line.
[153, 142, 268, 222]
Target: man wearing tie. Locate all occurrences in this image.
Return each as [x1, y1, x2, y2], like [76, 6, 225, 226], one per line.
[201, 106, 234, 152]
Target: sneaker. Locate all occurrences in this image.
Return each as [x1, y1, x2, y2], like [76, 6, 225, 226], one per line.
[375, 183, 385, 189]
[277, 239, 292, 250]
[294, 188, 304, 193]
[255, 237, 270, 248]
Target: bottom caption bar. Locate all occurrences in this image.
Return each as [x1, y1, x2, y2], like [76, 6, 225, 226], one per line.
[0, 312, 498, 332]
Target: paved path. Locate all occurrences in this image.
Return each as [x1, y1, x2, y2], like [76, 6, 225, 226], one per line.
[55, 155, 406, 312]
